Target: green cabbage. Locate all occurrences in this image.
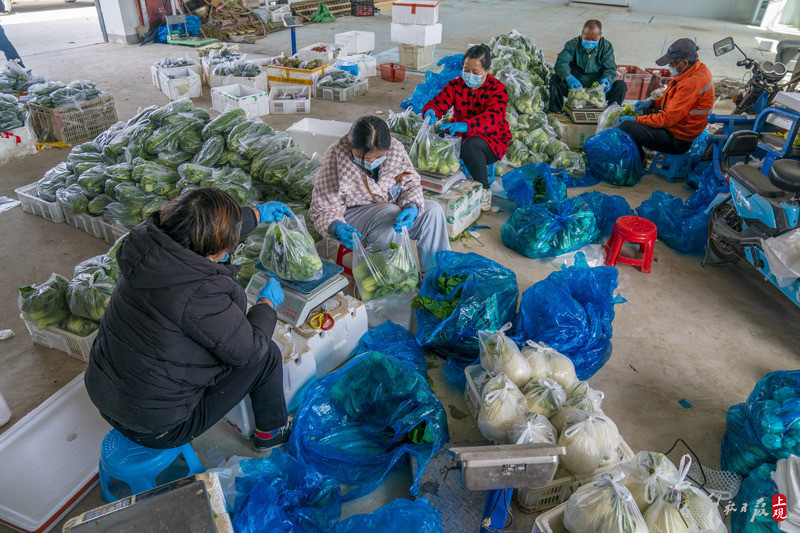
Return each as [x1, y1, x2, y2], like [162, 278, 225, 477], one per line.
[67, 271, 115, 321]
[19, 273, 70, 328]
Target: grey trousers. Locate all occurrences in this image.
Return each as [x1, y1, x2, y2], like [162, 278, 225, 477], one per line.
[344, 200, 451, 273]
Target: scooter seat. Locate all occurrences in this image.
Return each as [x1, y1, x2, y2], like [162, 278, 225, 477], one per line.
[729, 163, 785, 198]
[769, 158, 800, 193]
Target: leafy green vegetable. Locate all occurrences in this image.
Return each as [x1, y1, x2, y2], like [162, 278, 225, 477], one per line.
[192, 135, 225, 166]
[353, 236, 419, 301]
[58, 314, 99, 337]
[409, 128, 461, 176]
[566, 82, 607, 109]
[259, 215, 323, 281]
[202, 108, 246, 139]
[56, 184, 90, 214]
[74, 254, 120, 282]
[411, 274, 466, 320]
[19, 273, 70, 328]
[67, 271, 115, 321]
[87, 193, 114, 216]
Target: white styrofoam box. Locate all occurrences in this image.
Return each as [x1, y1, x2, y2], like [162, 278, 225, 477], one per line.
[0, 121, 37, 165]
[158, 68, 203, 100]
[390, 22, 442, 47]
[335, 31, 375, 55]
[269, 86, 311, 114]
[0, 389, 10, 428]
[287, 117, 351, 156]
[151, 64, 203, 90]
[211, 84, 270, 118]
[391, 0, 439, 25]
[298, 43, 340, 64]
[423, 179, 482, 238]
[269, 4, 291, 22]
[208, 70, 269, 91]
[336, 53, 377, 79]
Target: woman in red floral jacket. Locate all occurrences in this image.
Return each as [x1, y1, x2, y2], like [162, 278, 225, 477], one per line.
[423, 44, 511, 211]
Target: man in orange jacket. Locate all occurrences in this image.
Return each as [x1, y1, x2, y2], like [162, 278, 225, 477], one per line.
[619, 38, 713, 160]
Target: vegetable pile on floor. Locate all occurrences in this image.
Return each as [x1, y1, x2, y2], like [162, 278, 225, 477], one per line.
[0, 94, 27, 132]
[0, 61, 46, 95]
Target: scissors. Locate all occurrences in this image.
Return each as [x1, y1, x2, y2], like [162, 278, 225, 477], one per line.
[309, 312, 334, 331]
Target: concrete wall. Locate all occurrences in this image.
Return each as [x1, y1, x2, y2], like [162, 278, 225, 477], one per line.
[97, 0, 141, 44]
[537, 0, 759, 24]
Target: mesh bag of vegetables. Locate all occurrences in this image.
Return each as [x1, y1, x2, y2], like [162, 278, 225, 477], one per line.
[502, 162, 567, 207]
[559, 410, 623, 475]
[259, 215, 323, 281]
[551, 381, 604, 431]
[522, 377, 566, 419]
[584, 129, 645, 187]
[67, 271, 115, 321]
[477, 373, 526, 443]
[596, 104, 638, 134]
[566, 82, 607, 109]
[720, 403, 770, 477]
[742, 370, 800, 463]
[352, 229, 419, 301]
[19, 273, 70, 329]
[478, 327, 531, 387]
[520, 341, 579, 389]
[408, 117, 461, 176]
[564, 473, 648, 533]
[507, 412, 557, 445]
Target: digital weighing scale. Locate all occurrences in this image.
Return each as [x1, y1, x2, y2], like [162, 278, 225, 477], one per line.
[419, 170, 467, 194]
[164, 0, 218, 48]
[245, 260, 349, 327]
[563, 104, 607, 125]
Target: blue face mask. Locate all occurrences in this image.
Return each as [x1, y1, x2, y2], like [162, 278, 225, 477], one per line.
[218, 252, 229, 263]
[462, 72, 484, 88]
[354, 155, 386, 171]
[582, 40, 599, 51]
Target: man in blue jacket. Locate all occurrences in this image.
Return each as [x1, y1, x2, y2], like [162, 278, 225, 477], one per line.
[549, 19, 626, 112]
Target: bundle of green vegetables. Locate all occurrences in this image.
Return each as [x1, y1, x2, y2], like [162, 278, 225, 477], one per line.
[258, 215, 322, 281]
[60, 314, 100, 336]
[0, 94, 26, 132]
[566, 82, 607, 109]
[211, 60, 261, 78]
[387, 108, 422, 139]
[74, 254, 120, 282]
[0, 62, 46, 95]
[603, 104, 638, 128]
[353, 234, 419, 301]
[318, 69, 359, 89]
[411, 274, 466, 321]
[67, 271, 115, 321]
[551, 150, 586, 180]
[19, 273, 70, 329]
[153, 57, 198, 69]
[24, 79, 103, 108]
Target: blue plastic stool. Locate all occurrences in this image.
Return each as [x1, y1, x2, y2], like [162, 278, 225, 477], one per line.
[460, 161, 496, 184]
[98, 429, 205, 502]
[648, 151, 692, 183]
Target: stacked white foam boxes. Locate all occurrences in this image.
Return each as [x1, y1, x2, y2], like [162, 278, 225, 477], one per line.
[390, 0, 440, 70]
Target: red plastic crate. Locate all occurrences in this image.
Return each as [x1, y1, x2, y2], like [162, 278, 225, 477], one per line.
[351, 1, 374, 15]
[645, 67, 674, 97]
[616, 65, 653, 101]
[380, 62, 406, 82]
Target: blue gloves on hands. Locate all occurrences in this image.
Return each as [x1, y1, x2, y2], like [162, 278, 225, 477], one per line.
[566, 75, 583, 90]
[257, 201, 293, 224]
[440, 122, 468, 134]
[258, 277, 284, 307]
[334, 222, 361, 250]
[424, 109, 437, 122]
[600, 78, 611, 93]
[633, 100, 652, 113]
[394, 205, 418, 233]
[619, 115, 636, 123]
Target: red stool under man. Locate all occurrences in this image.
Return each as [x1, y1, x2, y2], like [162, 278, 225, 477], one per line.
[604, 216, 657, 273]
[335, 243, 353, 276]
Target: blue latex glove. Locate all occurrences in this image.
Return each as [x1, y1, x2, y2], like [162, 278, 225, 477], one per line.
[393, 205, 418, 232]
[258, 277, 284, 306]
[619, 115, 636, 123]
[633, 100, 651, 113]
[600, 78, 611, 93]
[257, 201, 293, 223]
[424, 109, 437, 122]
[334, 222, 361, 250]
[566, 75, 583, 90]
[440, 122, 468, 134]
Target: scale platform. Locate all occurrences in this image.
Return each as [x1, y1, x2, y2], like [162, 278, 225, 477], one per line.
[164, 13, 218, 47]
[420, 170, 466, 194]
[563, 104, 607, 125]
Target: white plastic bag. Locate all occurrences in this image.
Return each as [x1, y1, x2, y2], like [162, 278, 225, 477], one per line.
[622, 451, 681, 511]
[477, 373, 526, 443]
[508, 412, 557, 445]
[596, 103, 624, 134]
[564, 473, 649, 533]
[259, 214, 323, 281]
[551, 381, 605, 432]
[762, 229, 800, 287]
[684, 486, 727, 533]
[521, 341, 579, 389]
[521, 377, 566, 418]
[642, 455, 700, 533]
[478, 326, 531, 387]
[559, 410, 623, 475]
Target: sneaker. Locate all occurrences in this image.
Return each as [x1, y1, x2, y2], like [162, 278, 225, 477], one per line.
[253, 417, 294, 453]
[480, 188, 492, 212]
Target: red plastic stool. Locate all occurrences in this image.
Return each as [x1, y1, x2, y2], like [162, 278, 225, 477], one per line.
[335, 243, 353, 276]
[604, 216, 657, 273]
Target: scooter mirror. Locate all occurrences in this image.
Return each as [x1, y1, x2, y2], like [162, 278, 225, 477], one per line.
[714, 37, 736, 57]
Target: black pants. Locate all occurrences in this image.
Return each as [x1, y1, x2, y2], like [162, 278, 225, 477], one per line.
[548, 74, 627, 113]
[618, 120, 693, 160]
[108, 345, 287, 449]
[461, 136, 499, 189]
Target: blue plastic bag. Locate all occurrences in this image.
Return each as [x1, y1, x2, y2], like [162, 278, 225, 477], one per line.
[415, 251, 519, 362]
[400, 54, 465, 114]
[335, 498, 444, 533]
[288, 351, 448, 502]
[231, 449, 342, 533]
[721, 403, 772, 477]
[156, 15, 201, 43]
[689, 130, 711, 169]
[583, 129, 645, 187]
[502, 163, 567, 207]
[744, 370, 800, 462]
[575, 191, 633, 238]
[351, 320, 426, 375]
[513, 254, 622, 380]
[732, 462, 780, 533]
[501, 198, 599, 259]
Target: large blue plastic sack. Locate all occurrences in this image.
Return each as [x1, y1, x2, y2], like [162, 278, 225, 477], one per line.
[351, 320, 426, 375]
[583, 129, 645, 187]
[335, 498, 444, 533]
[689, 130, 711, 169]
[502, 163, 567, 207]
[231, 449, 342, 533]
[721, 403, 772, 477]
[745, 370, 800, 462]
[400, 54, 464, 113]
[575, 191, 633, 238]
[513, 254, 622, 380]
[156, 15, 201, 43]
[501, 197, 599, 259]
[415, 251, 519, 362]
[288, 351, 448, 502]
[732, 462, 780, 533]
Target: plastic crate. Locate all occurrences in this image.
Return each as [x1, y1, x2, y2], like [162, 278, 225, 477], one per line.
[61, 205, 105, 239]
[21, 315, 97, 363]
[351, 0, 374, 15]
[313, 79, 369, 101]
[99, 219, 127, 245]
[380, 62, 406, 82]
[14, 182, 65, 224]
[158, 68, 203, 100]
[616, 65, 653, 101]
[398, 44, 435, 70]
[211, 83, 270, 118]
[27, 94, 118, 146]
[268, 86, 311, 114]
[532, 502, 567, 533]
[645, 67, 674, 97]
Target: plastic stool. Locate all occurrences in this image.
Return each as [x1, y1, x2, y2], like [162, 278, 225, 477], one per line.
[335, 243, 353, 276]
[604, 216, 657, 273]
[648, 151, 692, 183]
[460, 160, 496, 184]
[98, 429, 205, 502]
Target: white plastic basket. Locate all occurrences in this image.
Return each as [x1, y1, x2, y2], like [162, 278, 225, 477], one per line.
[532, 502, 568, 533]
[99, 219, 127, 245]
[15, 182, 65, 224]
[313, 79, 369, 102]
[62, 206, 105, 240]
[20, 315, 97, 363]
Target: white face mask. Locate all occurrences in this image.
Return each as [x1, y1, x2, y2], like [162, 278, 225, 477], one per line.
[668, 65, 679, 76]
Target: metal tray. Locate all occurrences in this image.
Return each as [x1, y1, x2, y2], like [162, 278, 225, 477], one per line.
[449, 443, 566, 491]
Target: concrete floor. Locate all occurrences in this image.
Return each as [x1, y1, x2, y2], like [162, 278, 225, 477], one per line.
[2, 1, 800, 531]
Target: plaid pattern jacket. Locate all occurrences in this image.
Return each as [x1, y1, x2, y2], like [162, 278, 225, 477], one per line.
[309, 135, 425, 236]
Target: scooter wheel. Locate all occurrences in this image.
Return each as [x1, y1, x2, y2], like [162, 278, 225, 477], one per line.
[707, 202, 743, 263]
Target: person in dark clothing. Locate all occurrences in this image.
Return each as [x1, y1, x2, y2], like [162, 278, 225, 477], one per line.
[549, 19, 626, 113]
[0, 23, 23, 67]
[85, 188, 294, 453]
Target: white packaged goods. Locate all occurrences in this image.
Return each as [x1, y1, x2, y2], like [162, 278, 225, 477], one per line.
[390, 23, 442, 47]
[269, 5, 291, 22]
[335, 31, 375, 55]
[298, 43, 340, 64]
[423, 180, 482, 238]
[158, 68, 203, 100]
[211, 84, 270, 118]
[287, 118, 351, 156]
[268, 86, 311, 114]
[0, 389, 10, 427]
[391, 0, 439, 25]
[336, 54, 377, 79]
[208, 70, 268, 91]
[151, 64, 203, 90]
[0, 121, 37, 165]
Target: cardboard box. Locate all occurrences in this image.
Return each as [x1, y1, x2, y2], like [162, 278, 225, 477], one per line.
[424, 180, 482, 238]
[211, 83, 270, 117]
[266, 62, 331, 86]
[391, 22, 442, 46]
[392, 0, 439, 25]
